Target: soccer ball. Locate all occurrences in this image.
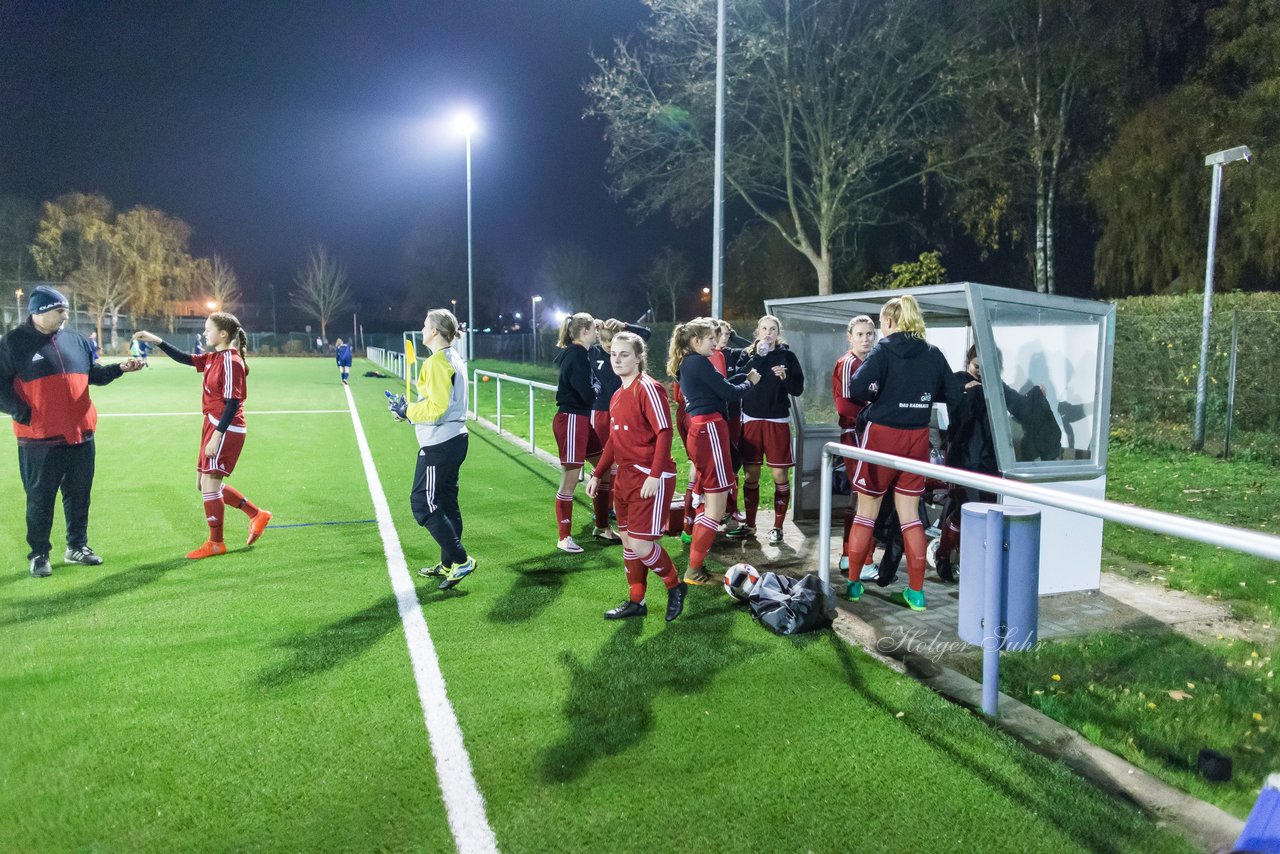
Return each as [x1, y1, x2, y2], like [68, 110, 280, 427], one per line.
[724, 562, 760, 601]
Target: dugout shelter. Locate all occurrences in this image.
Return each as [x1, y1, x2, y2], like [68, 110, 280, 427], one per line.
[765, 282, 1116, 594]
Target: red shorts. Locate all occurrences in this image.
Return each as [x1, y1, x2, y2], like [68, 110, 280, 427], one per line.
[613, 465, 676, 540]
[840, 429, 860, 481]
[198, 416, 246, 477]
[676, 408, 690, 452]
[740, 418, 794, 467]
[590, 410, 611, 449]
[688, 415, 733, 494]
[553, 412, 602, 467]
[851, 422, 930, 497]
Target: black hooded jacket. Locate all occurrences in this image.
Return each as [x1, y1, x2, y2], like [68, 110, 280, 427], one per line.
[847, 332, 962, 430]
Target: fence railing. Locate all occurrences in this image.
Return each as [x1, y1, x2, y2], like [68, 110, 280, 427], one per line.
[817, 442, 1280, 590]
[471, 369, 558, 455]
[367, 346, 406, 382]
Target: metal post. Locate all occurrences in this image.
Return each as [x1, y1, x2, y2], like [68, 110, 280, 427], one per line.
[710, 0, 726, 321]
[1225, 310, 1239, 458]
[465, 132, 475, 363]
[982, 508, 1006, 717]
[1194, 163, 1223, 450]
[528, 385, 536, 452]
[818, 449, 833, 590]
[496, 377, 503, 436]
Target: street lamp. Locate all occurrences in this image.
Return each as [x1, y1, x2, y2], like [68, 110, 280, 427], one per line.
[206, 300, 218, 311]
[453, 111, 479, 362]
[531, 295, 543, 363]
[1193, 144, 1252, 450]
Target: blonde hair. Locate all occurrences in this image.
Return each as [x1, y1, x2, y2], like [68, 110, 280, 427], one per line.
[847, 314, 875, 335]
[599, 318, 627, 347]
[208, 311, 249, 374]
[426, 309, 461, 343]
[556, 312, 595, 348]
[881, 295, 926, 338]
[755, 314, 787, 346]
[611, 330, 647, 374]
[715, 319, 736, 339]
[666, 317, 717, 377]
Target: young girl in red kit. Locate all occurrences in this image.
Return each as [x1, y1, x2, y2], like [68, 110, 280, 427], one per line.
[586, 332, 687, 621]
[552, 312, 600, 553]
[134, 313, 271, 559]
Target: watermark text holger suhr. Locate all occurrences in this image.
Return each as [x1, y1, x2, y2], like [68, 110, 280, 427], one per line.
[876, 627, 1045, 662]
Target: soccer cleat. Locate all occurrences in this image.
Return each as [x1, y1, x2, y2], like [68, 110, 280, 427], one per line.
[29, 554, 52, 578]
[767, 527, 784, 545]
[604, 600, 647, 620]
[557, 536, 584, 554]
[861, 562, 882, 582]
[845, 580, 864, 602]
[838, 555, 850, 572]
[64, 545, 103, 566]
[186, 540, 228, 560]
[418, 563, 450, 578]
[725, 524, 755, 539]
[679, 531, 693, 545]
[890, 587, 927, 611]
[683, 566, 714, 586]
[593, 526, 621, 543]
[665, 581, 688, 622]
[438, 557, 477, 591]
[246, 509, 272, 546]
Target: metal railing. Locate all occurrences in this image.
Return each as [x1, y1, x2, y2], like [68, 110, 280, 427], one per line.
[471, 369, 557, 455]
[366, 346, 406, 381]
[817, 442, 1280, 588]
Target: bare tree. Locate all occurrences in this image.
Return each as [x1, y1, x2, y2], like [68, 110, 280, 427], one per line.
[291, 244, 350, 341]
[639, 247, 694, 321]
[201, 253, 242, 311]
[587, 0, 978, 295]
[537, 242, 606, 315]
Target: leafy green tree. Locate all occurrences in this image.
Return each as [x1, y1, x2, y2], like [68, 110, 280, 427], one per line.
[587, 0, 976, 296]
[867, 251, 948, 291]
[1090, 0, 1280, 296]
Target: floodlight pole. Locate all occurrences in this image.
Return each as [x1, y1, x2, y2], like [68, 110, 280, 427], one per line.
[531, 294, 542, 363]
[464, 129, 475, 363]
[1193, 145, 1251, 451]
[710, 0, 726, 320]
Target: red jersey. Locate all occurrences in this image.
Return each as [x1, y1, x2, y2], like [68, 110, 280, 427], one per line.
[597, 374, 676, 476]
[194, 349, 247, 428]
[833, 351, 867, 431]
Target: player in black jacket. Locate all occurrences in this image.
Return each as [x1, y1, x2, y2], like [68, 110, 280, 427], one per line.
[732, 315, 804, 545]
[844, 295, 962, 611]
[552, 312, 600, 553]
[587, 318, 652, 543]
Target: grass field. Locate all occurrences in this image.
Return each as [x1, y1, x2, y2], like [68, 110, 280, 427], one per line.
[0, 357, 1192, 851]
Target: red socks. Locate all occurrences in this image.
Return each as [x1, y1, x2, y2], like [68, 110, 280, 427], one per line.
[639, 543, 680, 589]
[901, 518, 927, 591]
[556, 492, 575, 539]
[202, 487, 225, 543]
[221, 484, 259, 518]
[845, 514, 875, 581]
[592, 481, 611, 529]
[773, 483, 790, 529]
[622, 549, 647, 603]
[688, 514, 719, 570]
[744, 482, 760, 527]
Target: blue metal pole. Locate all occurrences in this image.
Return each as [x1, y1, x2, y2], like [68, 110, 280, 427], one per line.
[982, 508, 1006, 717]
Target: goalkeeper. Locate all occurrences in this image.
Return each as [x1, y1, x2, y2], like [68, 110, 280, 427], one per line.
[388, 309, 475, 590]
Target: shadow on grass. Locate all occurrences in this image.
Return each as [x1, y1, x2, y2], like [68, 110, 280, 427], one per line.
[825, 635, 1170, 851]
[485, 552, 600, 625]
[0, 556, 189, 627]
[256, 595, 403, 688]
[540, 598, 769, 783]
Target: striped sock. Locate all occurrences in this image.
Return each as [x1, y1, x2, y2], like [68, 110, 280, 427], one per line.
[202, 487, 225, 543]
[845, 514, 875, 582]
[688, 513, 720, 570]
[556, 492, 575, 540]
[622, 548, 646, 603]
[639, 543, 679, 589]
[773, 483, 791, 529]
[744, 482, 760, 527]
[901, 518, 927, 591]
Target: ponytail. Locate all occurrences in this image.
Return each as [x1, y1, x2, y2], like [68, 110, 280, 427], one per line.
[209, 311, 250, 375]
[881, 295, 926, 339]
[556, 312, 594, 348]
[666, 317, 717, 377]
[426, 308, 461, 343]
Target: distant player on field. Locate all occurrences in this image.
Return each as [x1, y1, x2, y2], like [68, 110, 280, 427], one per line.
[133, 312, 271, 559]
[335, 338, 352, 385]
[586, 331, 687, 621]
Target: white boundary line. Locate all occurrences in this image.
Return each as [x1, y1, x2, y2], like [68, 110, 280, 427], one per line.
[97, 410, 350, 417]
[342, 384, 499, 853]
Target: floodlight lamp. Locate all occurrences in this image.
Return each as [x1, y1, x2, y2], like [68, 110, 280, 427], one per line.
[532, 295, 543, 303]
[452, 111, 479, 137]
[1204, 145, 1252, 167]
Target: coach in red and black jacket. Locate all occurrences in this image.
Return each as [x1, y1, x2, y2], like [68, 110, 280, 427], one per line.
[0, 285, 142, 577]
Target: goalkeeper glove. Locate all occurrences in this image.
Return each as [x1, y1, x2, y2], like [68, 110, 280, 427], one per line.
[385, 390, 408, 421]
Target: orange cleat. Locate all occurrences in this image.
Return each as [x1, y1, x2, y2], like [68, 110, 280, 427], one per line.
[187, 540, 228, 560]
[246, 509, 272, 546]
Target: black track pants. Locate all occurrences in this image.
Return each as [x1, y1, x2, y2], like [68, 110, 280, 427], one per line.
[410, 433, 468, 567]
[18, 439, 96, 559]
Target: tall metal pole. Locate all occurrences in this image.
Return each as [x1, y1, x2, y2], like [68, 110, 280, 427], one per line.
[1193, 163, 1223, 451]
[710, 0, 726, 320]
[465, 131, 475, 362]
[531, 295, 541, 363]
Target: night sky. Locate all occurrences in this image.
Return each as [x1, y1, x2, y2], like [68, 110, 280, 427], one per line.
[0, 1, 702, 314]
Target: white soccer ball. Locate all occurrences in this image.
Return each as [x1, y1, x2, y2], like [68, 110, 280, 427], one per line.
[724, 562, 760, 601]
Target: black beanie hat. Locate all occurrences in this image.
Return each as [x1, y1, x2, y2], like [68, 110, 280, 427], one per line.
[28, 285, 70, 315]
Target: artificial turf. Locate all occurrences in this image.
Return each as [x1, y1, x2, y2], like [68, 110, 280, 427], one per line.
[0, 357, 1192, 852]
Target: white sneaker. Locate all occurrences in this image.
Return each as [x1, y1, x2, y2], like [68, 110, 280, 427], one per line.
[557, 536, 584, 554]
[860, 563, 881, 582]
[838, 555, 850, 572]
[592, 526, 621, 542]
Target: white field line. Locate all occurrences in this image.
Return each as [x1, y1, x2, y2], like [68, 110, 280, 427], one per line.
[342, 384, 498, 854]
[0, 410, 351, 420]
